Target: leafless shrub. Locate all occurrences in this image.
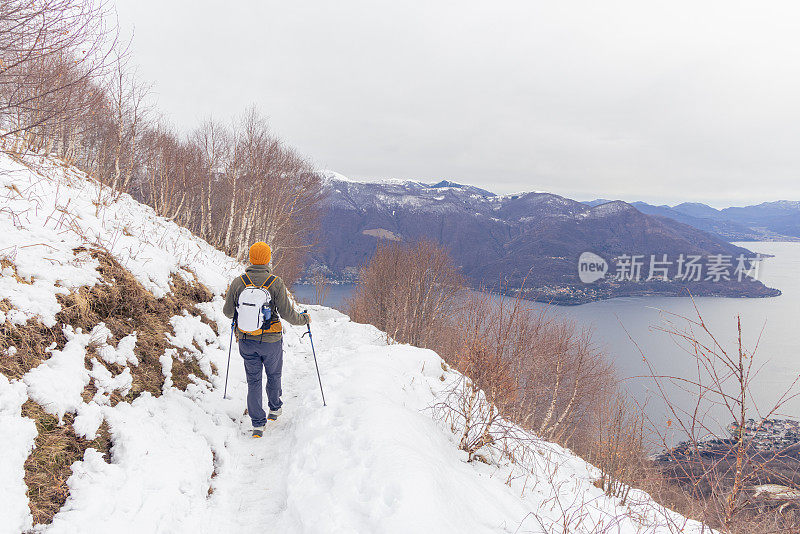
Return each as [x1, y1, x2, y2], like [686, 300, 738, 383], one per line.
[347, 239, 465, 347]
[516, 490, 626, 534]
[350, 240, 618, 469]
[438, 289, 616, 450]
[629, 300, 800, 533]
[311, 270, 330, 306]
[590, 393, 645, 505]
[434, 374, 512, 462]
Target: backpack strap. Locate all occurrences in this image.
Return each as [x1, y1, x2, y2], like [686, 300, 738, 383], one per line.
[240, 273, 255, 287]
[260, 274, 277, 291]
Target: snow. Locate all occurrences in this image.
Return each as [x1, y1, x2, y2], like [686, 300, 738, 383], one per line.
[166, 311, 221, 378]
[319, 169, 357, 183]
[92, 324, 139, 366]
[36, 305, 708, 534]
[72, 401, 105, 440]
[0, 373, 37, 534]
[88, 358, 132, 404]
[585, 200, 637, 219]
[23, 325, 91, 424]
[160, 348, 177, 391]
[322, 169, 426, 188]
[0, 150, 711, 533]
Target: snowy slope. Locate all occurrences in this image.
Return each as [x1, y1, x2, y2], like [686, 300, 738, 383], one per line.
[0, 151, 710, 533]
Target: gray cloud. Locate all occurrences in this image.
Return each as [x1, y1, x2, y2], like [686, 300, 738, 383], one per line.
[117, 0, 800, 206]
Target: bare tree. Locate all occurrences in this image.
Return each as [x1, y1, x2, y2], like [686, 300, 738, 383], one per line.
[128, 108, 322, 285]
[104, 47, 150, 195]
[631, 301, 800, 533]
[190, 118, 229, 241]
[0, 0, 118, 147]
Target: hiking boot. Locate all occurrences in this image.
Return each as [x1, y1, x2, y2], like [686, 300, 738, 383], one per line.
[252, 425, 265, 438]
[267, 407, 282, 421]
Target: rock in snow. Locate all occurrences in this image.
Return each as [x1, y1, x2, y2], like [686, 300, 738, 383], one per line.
[0, 151, 712, 533]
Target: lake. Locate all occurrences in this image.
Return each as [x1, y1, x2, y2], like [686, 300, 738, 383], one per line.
[294, 242, 800, 439]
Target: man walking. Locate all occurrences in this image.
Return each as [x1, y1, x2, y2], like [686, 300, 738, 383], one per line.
[223, 241, 310, 438]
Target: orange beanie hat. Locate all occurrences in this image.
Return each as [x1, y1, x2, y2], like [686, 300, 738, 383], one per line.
[249, 242, 271, 265]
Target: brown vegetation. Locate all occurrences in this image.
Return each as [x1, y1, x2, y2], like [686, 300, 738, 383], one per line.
[590, 393, 645, 505]
[435, 289, 617, 462]
[1, 247, 216, 525]
[55, 247, 214, 399]
[0, 303, 67, 380]
[0, 0, 116, 147]
[348, 240, 464, 347]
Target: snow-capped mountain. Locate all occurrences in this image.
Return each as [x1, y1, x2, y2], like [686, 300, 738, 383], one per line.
[0, 151, 713, 532]
[312, 175, 779, 304]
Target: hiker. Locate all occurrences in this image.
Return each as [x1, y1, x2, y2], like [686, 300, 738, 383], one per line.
[223, 241, 310, 438]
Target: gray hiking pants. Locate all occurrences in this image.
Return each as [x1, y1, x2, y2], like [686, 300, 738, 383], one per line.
[239, 338, 283, 427]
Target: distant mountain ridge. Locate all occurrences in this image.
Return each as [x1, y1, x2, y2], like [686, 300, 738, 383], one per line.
[309, 174, 780, 304]
[584, 198, 800, 242]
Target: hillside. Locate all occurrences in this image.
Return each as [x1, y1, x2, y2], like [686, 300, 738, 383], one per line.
[311, 175, 779, 304]
[0, 151, 712, 533]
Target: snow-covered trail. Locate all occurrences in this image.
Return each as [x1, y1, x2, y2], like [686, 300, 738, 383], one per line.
[195, 306, 488, 533]
[185, 305, 540, 534]
[200, 330, 319, 530]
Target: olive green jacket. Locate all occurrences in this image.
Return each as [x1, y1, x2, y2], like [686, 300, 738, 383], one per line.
[222, 264, 308, 343]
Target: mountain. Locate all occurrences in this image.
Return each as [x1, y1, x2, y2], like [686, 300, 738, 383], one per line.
[313, 176, 779, 304]
[0, 151, 711, 533]
[672, 202, 729, 220]
[583, 198, 614, 207]
[722, 201, 800, 238]
[628, 202, 769, 241]
[585, 199, 800, 242]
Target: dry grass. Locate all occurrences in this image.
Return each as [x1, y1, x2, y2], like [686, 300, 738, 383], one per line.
[1, 257, 31, 284]
[1, 308, 67, 380]
[21, 400, 112, 526]
[55, 247, 214, 398]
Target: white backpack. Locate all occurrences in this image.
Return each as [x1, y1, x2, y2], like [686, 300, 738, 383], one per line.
[235, 274, 281, 335]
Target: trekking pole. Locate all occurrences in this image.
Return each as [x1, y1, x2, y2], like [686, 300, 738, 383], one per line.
[302, 311, 326, 406]
[223, 319, 234, 399]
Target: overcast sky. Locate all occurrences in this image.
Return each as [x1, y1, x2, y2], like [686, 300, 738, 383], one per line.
[116, 0, 800, 207]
